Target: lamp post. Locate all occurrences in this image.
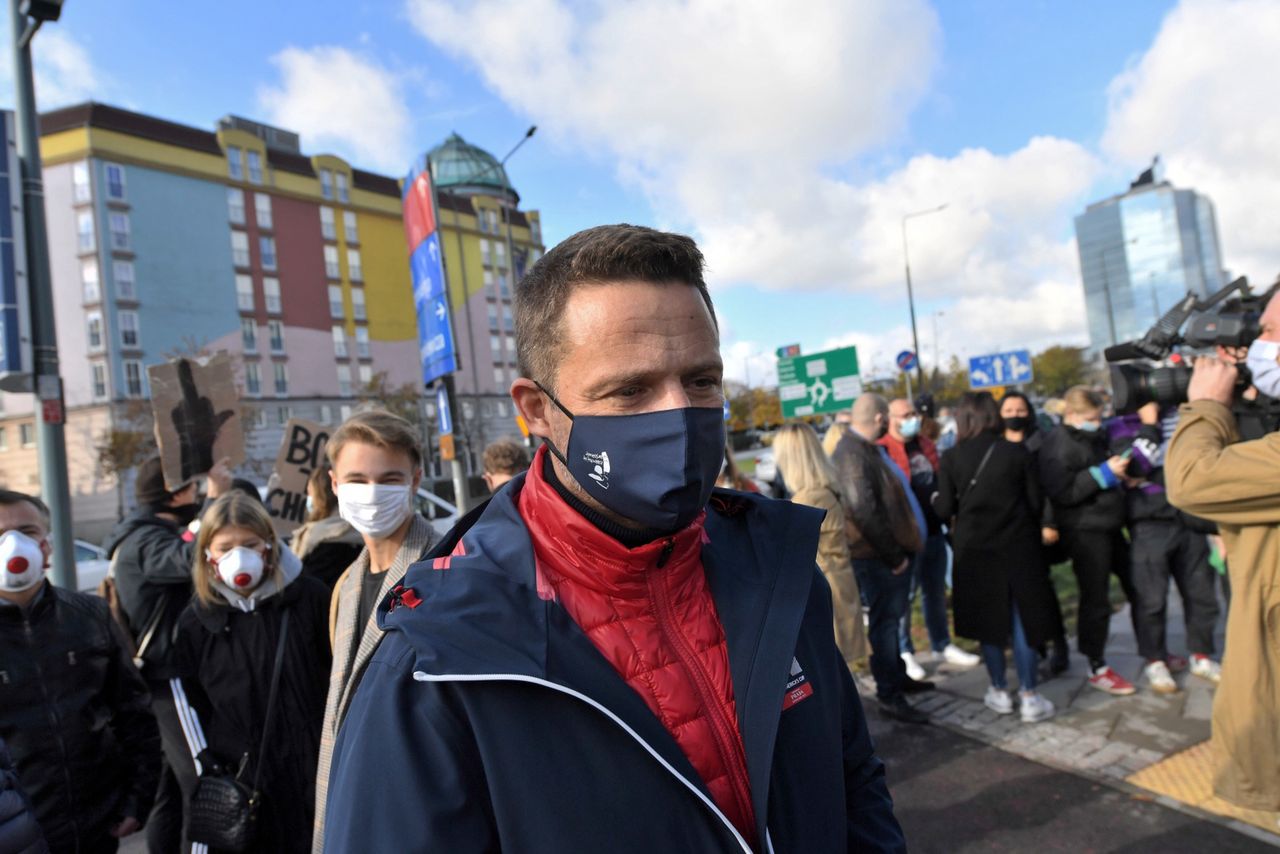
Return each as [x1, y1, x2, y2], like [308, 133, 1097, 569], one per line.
[11, 0, 76, 589]
[901, 203, 948, 391]
[931, 310, 945, 381]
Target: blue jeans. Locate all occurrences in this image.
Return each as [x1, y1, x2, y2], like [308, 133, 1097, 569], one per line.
[899, 534, 951, 654]
[981, 601, 1038, 692]
[854, 557, 911, 700]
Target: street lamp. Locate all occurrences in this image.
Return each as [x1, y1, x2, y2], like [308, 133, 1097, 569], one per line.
[931, 310, 945, 380]
[901, 203, 948, 390]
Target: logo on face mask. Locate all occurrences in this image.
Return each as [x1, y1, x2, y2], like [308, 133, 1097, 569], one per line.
[583, 451, 611, 489]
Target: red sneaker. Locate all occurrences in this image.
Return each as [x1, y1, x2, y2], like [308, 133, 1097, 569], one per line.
[1165, 654, 1188, 673]
[1089, 666, 1137, 696]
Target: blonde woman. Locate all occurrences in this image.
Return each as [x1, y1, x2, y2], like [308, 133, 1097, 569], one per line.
[773, 423, 869, 670]
[170, 492, 331, 852]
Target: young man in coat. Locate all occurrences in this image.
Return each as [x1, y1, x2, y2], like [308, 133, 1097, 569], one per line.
[1, 490, 161, 853]
[322, 225, 904, 853]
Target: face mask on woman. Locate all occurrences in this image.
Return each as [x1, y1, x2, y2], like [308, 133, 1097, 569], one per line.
[208, 545, 266, 591]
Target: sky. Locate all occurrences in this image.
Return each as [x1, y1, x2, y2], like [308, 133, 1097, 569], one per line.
[3, 0, 1277, 387]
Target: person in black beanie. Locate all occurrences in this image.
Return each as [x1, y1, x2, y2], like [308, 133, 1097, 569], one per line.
[104, 454, 230, 854]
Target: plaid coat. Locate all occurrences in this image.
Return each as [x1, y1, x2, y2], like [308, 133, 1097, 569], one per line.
[312, 514, 434, 853]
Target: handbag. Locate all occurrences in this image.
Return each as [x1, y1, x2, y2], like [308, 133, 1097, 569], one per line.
[186, 610, 291, 852]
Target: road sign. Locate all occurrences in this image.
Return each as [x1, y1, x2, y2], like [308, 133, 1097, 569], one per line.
[723, 398, 731, 422]
[0, 110, 30, 392]
[777, 345, 861, 418]
[968, 350, 1033, 390]
[776, 343, 800, 359]
[896, 350, 918, 372]
[436, 385, 453, 436]
[403, 165, 458, 386]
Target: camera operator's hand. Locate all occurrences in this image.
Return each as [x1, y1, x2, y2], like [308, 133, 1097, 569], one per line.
[1138, 402, 1160, 425]
[1105, 455, 1129, 477]
[1188, 356, 1237, 408]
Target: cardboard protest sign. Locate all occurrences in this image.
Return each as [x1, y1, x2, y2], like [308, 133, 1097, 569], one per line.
[148, 355, 244, 490]
[265, 418, 330, 537]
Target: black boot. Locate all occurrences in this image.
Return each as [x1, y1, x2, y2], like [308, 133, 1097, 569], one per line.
[878, 695, 929, 725]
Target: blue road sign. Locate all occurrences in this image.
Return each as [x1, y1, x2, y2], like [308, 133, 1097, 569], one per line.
[968, 349, 1034, 389]
[723, 398, 731, 422]
[896, 350, 918, 372]
[436, 384, 453, 436]
[408, 232, 457, 386]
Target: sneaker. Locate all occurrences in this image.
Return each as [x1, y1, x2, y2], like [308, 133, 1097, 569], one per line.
[1020, 691, 1056, 722]
[1166, 654, 1189, 673]
[877, 695, 929, 725]
[901, 676, 936, 693]
[1088, 665, 1137, 696]
[942, 643, 981, 667]
[1190, 654, 1222, 684]
[901, 651, 926, 681]
[1144, 660, 1179, 695]
[984, 686, 1014, 715]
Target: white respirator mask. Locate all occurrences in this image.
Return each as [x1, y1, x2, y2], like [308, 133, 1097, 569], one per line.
[0, 530, 47, 593]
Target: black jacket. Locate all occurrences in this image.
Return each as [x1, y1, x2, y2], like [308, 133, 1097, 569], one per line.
[0, 736, 46, 854]
[830, 435, 922, 567]
[104, 508, 196, 679]
[0, 584, 160, 852]
[1038, 425, 1126, 532]
[173, 573, 331, 854]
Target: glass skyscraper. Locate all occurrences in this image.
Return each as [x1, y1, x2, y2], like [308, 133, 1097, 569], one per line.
[1074, 178, 1225, 355]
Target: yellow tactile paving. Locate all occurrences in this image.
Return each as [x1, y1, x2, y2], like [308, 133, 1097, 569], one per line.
[1127, 740, 1280, 838]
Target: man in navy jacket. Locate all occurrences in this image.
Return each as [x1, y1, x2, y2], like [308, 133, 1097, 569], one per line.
[323, 224, 904, 852]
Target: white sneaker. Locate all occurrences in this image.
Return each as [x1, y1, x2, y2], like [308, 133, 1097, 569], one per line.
[901, 651, 926, 681]
[1020, 691, 1056, 722]
[1190, 655, 1222, 684]
[942, 643, 981, 667]
[1144, 660, 1179, 695]
[984, 686, 1014, 715]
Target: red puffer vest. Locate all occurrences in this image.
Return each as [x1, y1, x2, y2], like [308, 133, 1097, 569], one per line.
[518, 450, 757, 847]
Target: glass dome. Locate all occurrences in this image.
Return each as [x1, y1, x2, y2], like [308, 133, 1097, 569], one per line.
[427, 132, 517, 202]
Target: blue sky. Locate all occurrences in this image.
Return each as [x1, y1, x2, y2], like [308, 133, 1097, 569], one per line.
[8, 0, 1275, 385]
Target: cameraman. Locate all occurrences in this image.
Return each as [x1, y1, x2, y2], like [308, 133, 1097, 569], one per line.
[1165, 327, 1280, 812]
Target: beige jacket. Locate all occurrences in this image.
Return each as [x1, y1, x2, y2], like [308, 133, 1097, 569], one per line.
[1165, 400, 1280, 811]
[312, 514, 435, 853]
[791, 485, 870, 671]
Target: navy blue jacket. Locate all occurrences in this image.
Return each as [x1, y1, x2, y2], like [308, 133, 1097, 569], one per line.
[324, 480, 905, 853]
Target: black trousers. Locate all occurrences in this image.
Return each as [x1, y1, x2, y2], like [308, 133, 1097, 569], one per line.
[1131, 520, 1220, 661]
[1064, 529, 1138, 663]
[145, 680, 198, 854]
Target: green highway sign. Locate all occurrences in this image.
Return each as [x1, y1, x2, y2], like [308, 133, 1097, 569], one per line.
[777, 345, 862, 418]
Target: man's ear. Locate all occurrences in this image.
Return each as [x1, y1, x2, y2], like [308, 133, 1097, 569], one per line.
[40, 536, 52, 569]
[511, 379, 553, 439]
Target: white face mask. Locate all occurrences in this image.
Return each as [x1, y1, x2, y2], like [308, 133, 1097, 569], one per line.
[1246, 339, 1280, 399]
[0, 530, 47, 593]
[208, 546, 266, 591]
[336, 483, 412, 539]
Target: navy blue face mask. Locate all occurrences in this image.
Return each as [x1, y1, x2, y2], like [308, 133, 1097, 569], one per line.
[537, 383, 726, 532]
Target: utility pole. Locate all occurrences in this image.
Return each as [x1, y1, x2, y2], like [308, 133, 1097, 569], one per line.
[901, 203, 948, 392]
[11, 0, 75, 589]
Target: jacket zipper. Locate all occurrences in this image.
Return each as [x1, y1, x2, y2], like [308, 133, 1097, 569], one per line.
[24, 611, 81, 846]
[647, 550, 756, 849]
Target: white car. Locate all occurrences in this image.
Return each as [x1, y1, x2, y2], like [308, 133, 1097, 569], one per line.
[74, 540, 111, 592]
[753, 448, 777, 487]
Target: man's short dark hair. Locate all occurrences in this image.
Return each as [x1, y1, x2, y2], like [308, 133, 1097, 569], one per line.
[514, 224, 717, 386]
[482, 439, 530, 477]
[955, 392, 1003, 442]
[0, 489, 51, 529]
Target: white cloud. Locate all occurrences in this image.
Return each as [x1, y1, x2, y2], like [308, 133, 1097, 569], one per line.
[1102, 0, 1280, 283]
[257, 46, 413, 173]
[0, 28, 103, 110]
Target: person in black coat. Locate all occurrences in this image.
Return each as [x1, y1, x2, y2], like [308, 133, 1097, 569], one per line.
[290, 463, 363, 591]
[935, 393, 1063, 723]
[171, 493, 332, 854]
[0, 735, 47, 854]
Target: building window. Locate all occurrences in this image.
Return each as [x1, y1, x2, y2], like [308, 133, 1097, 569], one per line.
[273, 362, 288, 396]
[332, 325, 347, 358]
[358, 363, 372, 385]
[320, 169, 333, 200]
[231, 231, 250, 267]
[328, 285, 344, 319]
[496, 400, 509, 418]
[227, 188, 245, 225]
[91, 363, 108, 400]
[108, 212, 131, 251]
[244, 362, 261, 396]
[350, 288, 366, 321]
[498, 271, 511, 299]
[124, 361, 144, 397]
[340, 404, 353, 421]
[319, 404, 332, 425]
[81, 259, 100, 303]
[20, 423, 34, 448]
[246, 150, 263, 185]
[493, 366, 505, 386]
[241, 317, 257, 352]
[530, 218, 541, 242]
[502, 304, 513, 331]
[119, 311, 139, 348]
[343, 210, 358, 243]
[320, 206, 336, 240]
[276, 406, 290, 425]
[268, 320, 284, 353]
[337, 364, 352, 397]
[488, 210, 500, 233]
[0, 427, 7, 451]
[489, 334, 501, 354]
[336, 172, 349, 203]
[355, 325, 369, 359]
[260, 236, 277, 271]
[103, 162, 126, 201]
[483, 269, 494, 290]
[72, 161, 91, 203]
[77, 211, 95, 252]
[495, 241, 506, 270]
[254, 193, 273, 230]
[481, 239, 492, 266]
[477, 208, 489, 234]
[227, 145, 243, 180]
[324, 245, 339, 278]
[86, 311, 103, 351]
[487, 302, 498, 329]
[263, 277, 281, 314]
[505, 334, 516, 354]
[347, 248, 362, 281]
[236, 274, 254, 312]
[114, 260, 136, 300]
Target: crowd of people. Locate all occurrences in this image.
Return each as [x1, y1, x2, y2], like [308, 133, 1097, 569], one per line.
[0, 221, 1274, 852]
